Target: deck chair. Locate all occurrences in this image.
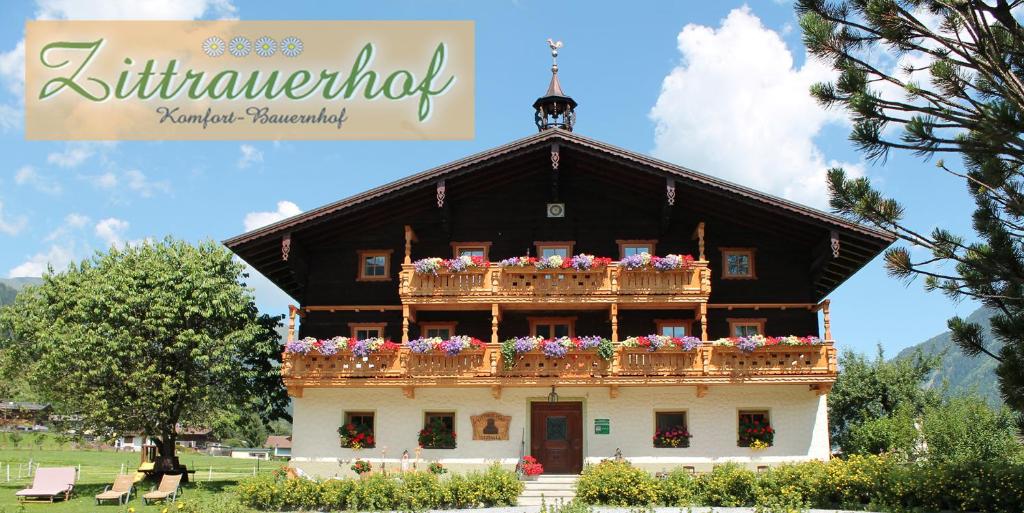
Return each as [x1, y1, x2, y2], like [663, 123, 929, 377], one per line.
[142, 473, 182, 505]
[95, 474, 134, 505]
[15, 467, 76, 502]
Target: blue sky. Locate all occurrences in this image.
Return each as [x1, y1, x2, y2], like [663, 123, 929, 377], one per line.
[0, 0, 981, 355]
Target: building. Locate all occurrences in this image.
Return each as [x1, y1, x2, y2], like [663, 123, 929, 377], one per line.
[0, 402, 50, 431]
[114, 427, 215, 451]
[230, 448, 272, 460]
[265, 435, 292, 458]
[225, 48, 893, 477]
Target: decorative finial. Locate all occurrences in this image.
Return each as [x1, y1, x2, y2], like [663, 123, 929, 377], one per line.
[546, 38, 563, 73]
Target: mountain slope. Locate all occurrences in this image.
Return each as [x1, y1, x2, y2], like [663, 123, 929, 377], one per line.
[0, 277, 43, 307]
[895, 307, 1003, 405]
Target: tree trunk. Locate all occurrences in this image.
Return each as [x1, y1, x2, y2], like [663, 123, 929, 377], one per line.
[154, 433, 180, 472]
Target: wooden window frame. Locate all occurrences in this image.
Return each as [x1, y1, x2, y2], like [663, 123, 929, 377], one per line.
[450, 242, 492, 261]
[720, 247, 757, 280]
[534, 241, 575, 258]
[343, 410, 376, 448]
[420, 322, 458, 339]
[528, 316, 577, 338]
[422, 411, 457, 449]
[727, 318, 766, 337]
[737, 409, 771, 447]
[617, 239, 657, 259]
[349, 322, 388, 340]
[655, 319, 693, 338]
[357, 249, 394, 281]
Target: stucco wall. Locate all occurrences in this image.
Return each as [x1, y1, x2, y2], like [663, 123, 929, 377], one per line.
[292, 384, 830, 478]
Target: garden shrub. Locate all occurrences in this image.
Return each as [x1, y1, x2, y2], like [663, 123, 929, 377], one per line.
[657, 467, 699, 506]
[575, 460, 659, 506]
[754, 460, 829, 508]
[396, 471, 443, 510]
[473, 463, 524, 506]
[318, 479, 354, 511]
[698, 463, 756, 506]
[347, 473, 400, 511]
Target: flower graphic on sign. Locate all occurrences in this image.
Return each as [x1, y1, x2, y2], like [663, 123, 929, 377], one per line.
[202, 36, 225, 57]
[281, 36, 303, 57]
[229, 36, 251, 57]
[255, 36, 276, 57]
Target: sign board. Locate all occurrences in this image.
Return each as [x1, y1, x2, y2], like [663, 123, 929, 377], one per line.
[470, 411, 510, 440]
[594, 418, 610, 435]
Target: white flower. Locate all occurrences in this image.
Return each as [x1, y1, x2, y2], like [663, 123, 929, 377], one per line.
[229, 37, 251, 57]
[255, 36, 276, 57]
[281, 36, 303, 57]
[202, 36, 225, 57]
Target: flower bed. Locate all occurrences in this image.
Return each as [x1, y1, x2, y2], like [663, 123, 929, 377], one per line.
[285, 336, 399, 358]
[498, 254, 612, 271]
[622, 335, 701, 352]
[618, 252, 695, 271]
[501, 335, 614, 367]
[710, 335, 823, 353]
[412, 255, 488, 275]
[738, 416, 774, 447]
[654, 425, 692, 448]
[338, 423, 375, 449]
[407, 335, 485, 356]
[418, 417, 456, 449]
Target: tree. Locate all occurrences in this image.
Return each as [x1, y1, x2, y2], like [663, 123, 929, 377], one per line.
[796, 0, 1024, 412]
[921, 394, 1022, 462]
[829, 347, 942, 450]
[0, 238, 288, 471]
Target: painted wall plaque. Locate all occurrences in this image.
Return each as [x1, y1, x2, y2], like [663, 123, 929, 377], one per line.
[471, 412, 511, 440]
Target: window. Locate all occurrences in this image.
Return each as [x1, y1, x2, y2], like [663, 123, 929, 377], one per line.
[421, 412, 456, 449]
[738, 410, 772, 447]
[357, 250, 393, 281]
[451, 242, 491, 260]
[728, 318, 765, 338]
[342, 411, 375, 448]
[535, 241, 574, 259]
[617, 239, 656, 259]
[420, 322, 456, 339]
[654, 411, 690, 448]
[656, 319, 692, 338]
[530, 317, 575, 338]
[721, 248, 756, 279]
[350, 322, 387, 340]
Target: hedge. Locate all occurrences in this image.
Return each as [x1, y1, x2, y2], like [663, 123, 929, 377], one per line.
[235, 464, 522, 511]
[575, 455, 1024, 513]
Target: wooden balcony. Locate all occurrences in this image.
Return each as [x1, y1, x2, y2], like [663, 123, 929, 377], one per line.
[398, 261, 711, 307]
[281, 344, 837, 396]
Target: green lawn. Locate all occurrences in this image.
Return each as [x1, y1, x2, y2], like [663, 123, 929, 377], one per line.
[0, 447, 275, 512]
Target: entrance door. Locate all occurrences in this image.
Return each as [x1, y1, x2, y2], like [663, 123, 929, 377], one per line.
[530, 401, 583, 474]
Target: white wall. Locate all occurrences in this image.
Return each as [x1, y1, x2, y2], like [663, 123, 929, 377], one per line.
[292, 384, 830, 478]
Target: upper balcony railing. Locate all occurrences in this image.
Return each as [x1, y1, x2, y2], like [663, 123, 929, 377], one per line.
[398, 261, 711, 305]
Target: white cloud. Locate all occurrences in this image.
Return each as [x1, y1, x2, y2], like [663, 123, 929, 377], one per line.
[243, 201, 301, 232]
[47, 144, 94, 168]
[8, 244, 75, 277]
[14, 165, 62, 195]
[0, 39, 24, 97]
[649, 6, 862, 208]
[238, 144, 264, 169]
[87, 172, 119, 189]
[45, 212, 90, 241]
[95, 217, 129, 248]
[34, 0, 236, 20]
[0, 200, 27, 236]
[125, 169, 170, 197]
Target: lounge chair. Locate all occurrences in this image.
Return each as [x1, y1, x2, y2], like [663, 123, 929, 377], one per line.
[142, 473, 181, 505]
[15, 467, 75, 502]
[95, 474, 134, 505]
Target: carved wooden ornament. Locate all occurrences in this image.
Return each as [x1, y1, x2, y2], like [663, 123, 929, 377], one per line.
[471, 411, 511, 440]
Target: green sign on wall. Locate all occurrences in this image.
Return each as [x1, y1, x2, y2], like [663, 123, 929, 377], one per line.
[594, 418, 610, 435]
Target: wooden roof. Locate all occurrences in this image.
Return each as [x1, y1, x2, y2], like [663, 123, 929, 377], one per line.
[224, 129, 894, 301]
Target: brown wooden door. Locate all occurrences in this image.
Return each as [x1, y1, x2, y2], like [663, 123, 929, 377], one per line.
[530, 401, 583, 474]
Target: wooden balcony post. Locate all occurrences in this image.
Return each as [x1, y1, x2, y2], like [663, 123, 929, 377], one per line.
[402, 305, 411, 343]
[821, 299, 832, 341]
[610, 303, 619, 342]
[403, 225, 416, 265]
[692, 221, 706, 261]
[491, 304, 500, 344]
[699, 303, 708, 341]
[287, 305, 299, 342]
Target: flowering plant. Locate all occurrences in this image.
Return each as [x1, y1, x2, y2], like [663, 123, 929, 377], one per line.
[412, 256, 488, 275]
[534, 254, 565, 270]
[619, 252, 695, 271]
[347, 337, 400, 357]
[622, 335, 701, 352]
[499, 254, 612, 271]
[285, 336, 347, 355]
[498, 256, 538, 268]
[653, 425, 692, 448]
[428, 462, 447, 475]
[519, 455, 544, 476]
[738, 417, 774, 447]
[408, 336, 485, 356]
[711, 335, 823, 353]
[350, 459, 372, 474]
[418, 417, 456, 449]
[501, 336, 614, 367]
[568, 254, 613, 271]
[338, 423, 375, 449]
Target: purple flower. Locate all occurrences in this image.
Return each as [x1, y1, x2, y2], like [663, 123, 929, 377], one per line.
[736, 337, 758, 353]
[541, 339, 569, 358]
[653, 254, 682, 271]
[678, 336, 702, 351]
[569, 254, 594, 271]
[350, 339, 372, 357]
[512, 336, 539, 353]
[318, 337, 341, 356]
[439, 337, 465, 356]
[575, 335, 602, 350]
[413, 258, 443, 275]
[285, 337, 315, 354]
[619, 253, 648, 270]
[408, 337, 437, 354]
[446, 257, 469, 273]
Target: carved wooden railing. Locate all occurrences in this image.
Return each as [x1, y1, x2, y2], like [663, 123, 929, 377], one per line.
[398, 262, 710, 304]
[282, 344, 836, 382]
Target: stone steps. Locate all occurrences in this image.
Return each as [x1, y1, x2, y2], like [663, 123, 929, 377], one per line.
[518, 474, 578, 507]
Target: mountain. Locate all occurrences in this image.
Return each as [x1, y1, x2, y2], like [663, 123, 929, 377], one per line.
[0, 277, 43, 307]
[895, 306, 1003, 405]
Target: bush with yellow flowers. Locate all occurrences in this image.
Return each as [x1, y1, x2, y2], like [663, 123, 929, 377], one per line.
[575, 460, 660, 506]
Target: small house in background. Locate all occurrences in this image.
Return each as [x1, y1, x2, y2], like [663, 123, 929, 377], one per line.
[264, 435, 292, 458]
[176, 427, 216, 449]
[230, 448, 271, 460]
[206, 442, 231, 457]
[0, 402, 51, 431]
[114, 434, 154, 451]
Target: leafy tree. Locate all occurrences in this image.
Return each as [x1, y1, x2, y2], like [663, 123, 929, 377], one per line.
[829, 347, 942, 449]
[797, 0, 1024, 413]
[0, 238, 288, 471]
[921, 394, 1022, 462]
[843, 405, 919, 457]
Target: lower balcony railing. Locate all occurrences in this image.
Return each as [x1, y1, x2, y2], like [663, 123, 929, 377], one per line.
[281, 344, 837, 390]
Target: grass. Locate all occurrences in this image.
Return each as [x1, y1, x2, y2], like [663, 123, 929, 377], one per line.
[0, 443, 275, 513]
